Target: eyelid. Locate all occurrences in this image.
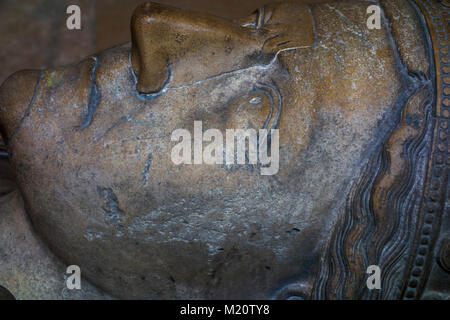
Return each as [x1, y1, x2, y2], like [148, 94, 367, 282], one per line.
[240, 6, 272, 29]
[256, 7, 265, 29]
[256, 6, 273, 29]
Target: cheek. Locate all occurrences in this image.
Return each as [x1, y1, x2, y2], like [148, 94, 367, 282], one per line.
[279, 94, 315, 155]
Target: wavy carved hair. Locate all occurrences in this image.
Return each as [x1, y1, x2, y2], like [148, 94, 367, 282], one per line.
[312, 82, 433, 299]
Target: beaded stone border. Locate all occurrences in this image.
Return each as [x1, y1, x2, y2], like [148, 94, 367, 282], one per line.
[402, 0, 449, 300]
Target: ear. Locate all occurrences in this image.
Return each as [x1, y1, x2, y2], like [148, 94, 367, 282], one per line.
[0, 70, 42, 144]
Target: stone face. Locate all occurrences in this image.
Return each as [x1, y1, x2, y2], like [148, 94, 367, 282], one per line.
[0, 0, 334, 158]
[0, 160, 110, 299]
[0, 0, 448, 300]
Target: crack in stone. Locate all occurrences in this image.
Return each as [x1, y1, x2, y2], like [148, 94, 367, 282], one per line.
[141, 152, 153, 187]
[79, 56, 101, 130]
[97, 187, 125, 226]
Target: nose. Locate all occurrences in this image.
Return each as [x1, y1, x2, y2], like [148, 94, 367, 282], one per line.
[130, 2, 262, 94]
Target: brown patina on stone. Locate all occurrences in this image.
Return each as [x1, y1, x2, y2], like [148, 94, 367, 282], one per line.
[0, 0, 448, 300]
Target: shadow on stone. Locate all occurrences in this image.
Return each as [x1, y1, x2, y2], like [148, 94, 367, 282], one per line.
[0, 285, 15, 300]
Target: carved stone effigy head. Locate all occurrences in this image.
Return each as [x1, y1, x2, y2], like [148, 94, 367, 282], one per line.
[0, 0, 448, 300]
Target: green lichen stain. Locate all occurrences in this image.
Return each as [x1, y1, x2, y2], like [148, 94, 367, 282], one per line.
[44, 70, 53, 87]
[44, 70, 63, 88]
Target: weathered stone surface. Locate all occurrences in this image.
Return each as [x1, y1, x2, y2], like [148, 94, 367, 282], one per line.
[0, 160, 110, 299]
[0, 0, 333, 148]
[0, 0, 448, 300]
